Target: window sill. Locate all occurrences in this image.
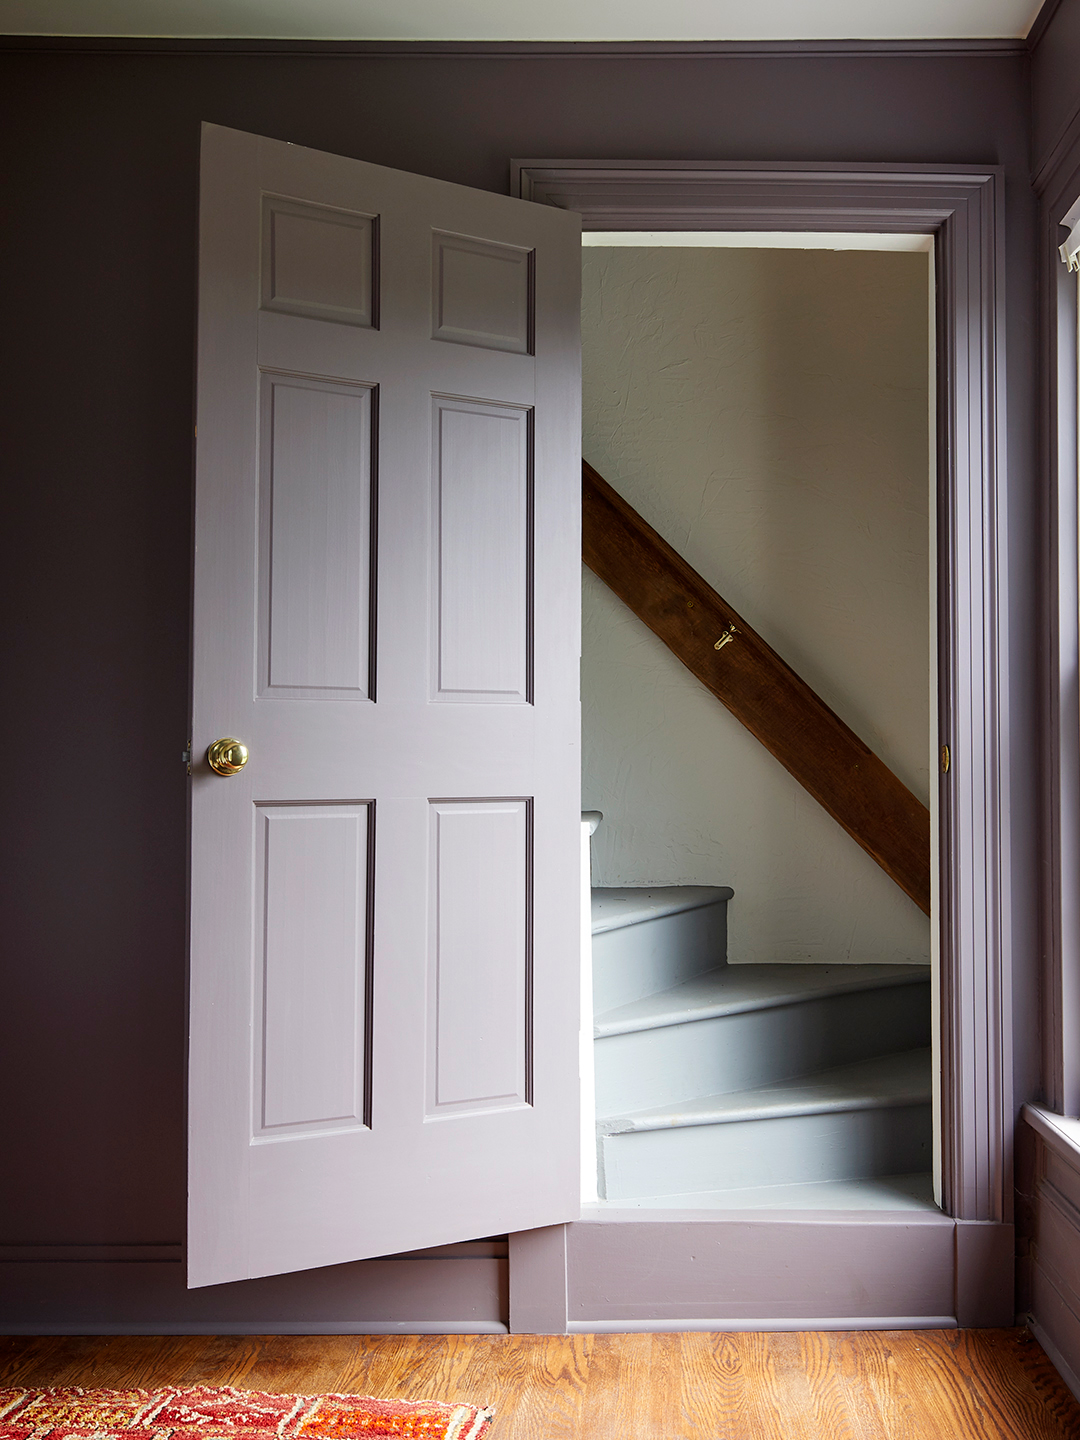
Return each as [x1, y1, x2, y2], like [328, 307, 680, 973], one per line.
[1023, 1102, 1080, 1172]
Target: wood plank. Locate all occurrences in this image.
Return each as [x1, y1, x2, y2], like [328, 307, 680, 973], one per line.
[829, 1327, 923, 1438]
[677, 1331, 789, 1440]
[582, 460, 932, 915]
[576, 1332, 670, 1440]
[3, 1330, 1079, 1439]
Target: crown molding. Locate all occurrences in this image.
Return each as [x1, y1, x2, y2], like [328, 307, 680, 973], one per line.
[0, 34, 1030, 58]
[1027, 0, 1067, 51]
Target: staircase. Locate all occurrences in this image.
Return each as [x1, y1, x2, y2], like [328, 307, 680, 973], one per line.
[591, 886, 934, 1210]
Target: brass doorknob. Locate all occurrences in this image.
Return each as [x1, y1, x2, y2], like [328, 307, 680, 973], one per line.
[207, 738, 249, 777]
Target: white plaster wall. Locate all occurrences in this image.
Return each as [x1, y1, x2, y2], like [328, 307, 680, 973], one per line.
[582, 246, 932, 964]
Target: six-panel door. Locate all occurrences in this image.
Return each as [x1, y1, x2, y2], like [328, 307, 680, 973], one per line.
[189, 124, 581, 1287]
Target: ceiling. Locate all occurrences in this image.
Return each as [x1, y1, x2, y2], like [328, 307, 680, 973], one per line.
[0, 0, 1047, 41]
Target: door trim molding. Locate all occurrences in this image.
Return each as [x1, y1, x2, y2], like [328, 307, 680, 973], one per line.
[515, 159, 1012, 1225]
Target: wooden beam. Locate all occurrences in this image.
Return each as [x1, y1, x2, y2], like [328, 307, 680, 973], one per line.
[582, 461, 931, 915]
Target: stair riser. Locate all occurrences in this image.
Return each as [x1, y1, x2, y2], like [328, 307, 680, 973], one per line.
[600, 1103, 932, 1199]
[592, 902, 728, 1014]
[595, 981, 932, 1117]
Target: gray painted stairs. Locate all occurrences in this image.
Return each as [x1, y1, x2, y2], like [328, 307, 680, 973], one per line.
[591, 886, 934, 1209]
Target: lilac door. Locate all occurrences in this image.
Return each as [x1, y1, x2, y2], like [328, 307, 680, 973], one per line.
[189, 124, 581, 1287]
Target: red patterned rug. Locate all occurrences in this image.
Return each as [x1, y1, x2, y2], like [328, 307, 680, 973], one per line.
[0, 1386, 493, 1440]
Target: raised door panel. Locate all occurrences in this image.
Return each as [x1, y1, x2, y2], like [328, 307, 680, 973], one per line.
[428, 800, 530, 1115]
[258, 373, 376, 700]
[432, 398, 531, 703]
[255, 802, 372, 1136]
[262, 195, 377, 327]
[432, 230, 533, 353]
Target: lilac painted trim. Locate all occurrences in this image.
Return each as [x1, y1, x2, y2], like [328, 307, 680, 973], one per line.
[954, 1219, 1016, 1326]
[0, 36, 1030, 57]
[0, 1250, 511, 1333]
[554, 1211, 999, 1331]
[516, 158, 1003, 211]
[519, 161, 1010, 1229]
[1023, 1103, 1080, 1169]
[0, 1321, 511, 1336]
[1028, 0, 1069, 52]
[567, 1316, 957, 1332]
[1028, 1315, 1080, 1405]
[1048, 251, 1080, 1114]
[1034, 99, 1080, 191]
[508, 1226, 569, 1334]
[1036, 150, 1080, 1114]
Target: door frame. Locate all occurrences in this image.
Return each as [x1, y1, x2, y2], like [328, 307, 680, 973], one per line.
[514, 160, 1011, 1239]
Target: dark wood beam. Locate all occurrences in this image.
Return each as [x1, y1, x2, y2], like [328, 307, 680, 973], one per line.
[582, 461, 932, 915]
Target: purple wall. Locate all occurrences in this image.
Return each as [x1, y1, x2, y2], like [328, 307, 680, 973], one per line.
[1033, 0, 1080, 177]
[0, 37, 1039, 1313]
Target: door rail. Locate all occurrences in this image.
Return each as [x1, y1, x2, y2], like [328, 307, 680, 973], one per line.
[582, 460, 931, 915]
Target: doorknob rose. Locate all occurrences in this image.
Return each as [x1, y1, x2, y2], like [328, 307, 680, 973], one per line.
[207, 738, 249, 776]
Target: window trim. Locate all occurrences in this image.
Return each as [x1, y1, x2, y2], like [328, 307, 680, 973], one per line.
[1043, 169, 1080, 1117]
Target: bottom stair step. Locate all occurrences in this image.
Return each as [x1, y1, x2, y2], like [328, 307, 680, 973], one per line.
[592, 1171, 937, 1212]
[598, 1049, 933, 1201]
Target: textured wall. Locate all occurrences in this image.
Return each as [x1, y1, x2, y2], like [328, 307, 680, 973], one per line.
[582, 245, 932, 965]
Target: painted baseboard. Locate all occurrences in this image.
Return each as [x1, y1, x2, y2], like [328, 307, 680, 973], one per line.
[513, 1212, 1019, 1333]
[0, 1319, 509, 1337]
[0, 1250, 508, 1334]
[1028, 1312, 1080, 1406]
[4, 1207, 1017, 1337]
[561, 1211, 960, 1329]
[567, 1315, 958, 1332]
[954, 1218, 1016, 1327]
[511, 1209, 1013, 1332]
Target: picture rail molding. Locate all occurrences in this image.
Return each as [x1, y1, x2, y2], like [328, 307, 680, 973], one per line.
[517, 158, 1011, 1224]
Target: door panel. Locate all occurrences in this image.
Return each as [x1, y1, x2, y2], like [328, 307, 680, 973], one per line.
[255, 802, 371, 1136]
[431, 230, 534, 353]
[432, 397, 531, 702]
[190, 124, 581, 1287]
[258, 373, 376, 699]
[261, 196, 377, 327]
[427, 798, 530, 1115]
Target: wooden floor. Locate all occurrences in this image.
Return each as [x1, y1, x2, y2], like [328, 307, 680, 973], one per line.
[2, 1331, 1079, 1439]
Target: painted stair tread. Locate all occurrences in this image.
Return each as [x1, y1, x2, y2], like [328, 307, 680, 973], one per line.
[591, 885, 734, 935]
[591, 1171, 938, 1212]
[600, 1046, 932, 1134]
[595, 961, 931, 1038]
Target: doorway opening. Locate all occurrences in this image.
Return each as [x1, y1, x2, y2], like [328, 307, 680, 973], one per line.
[578, 231, 939, 1215]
